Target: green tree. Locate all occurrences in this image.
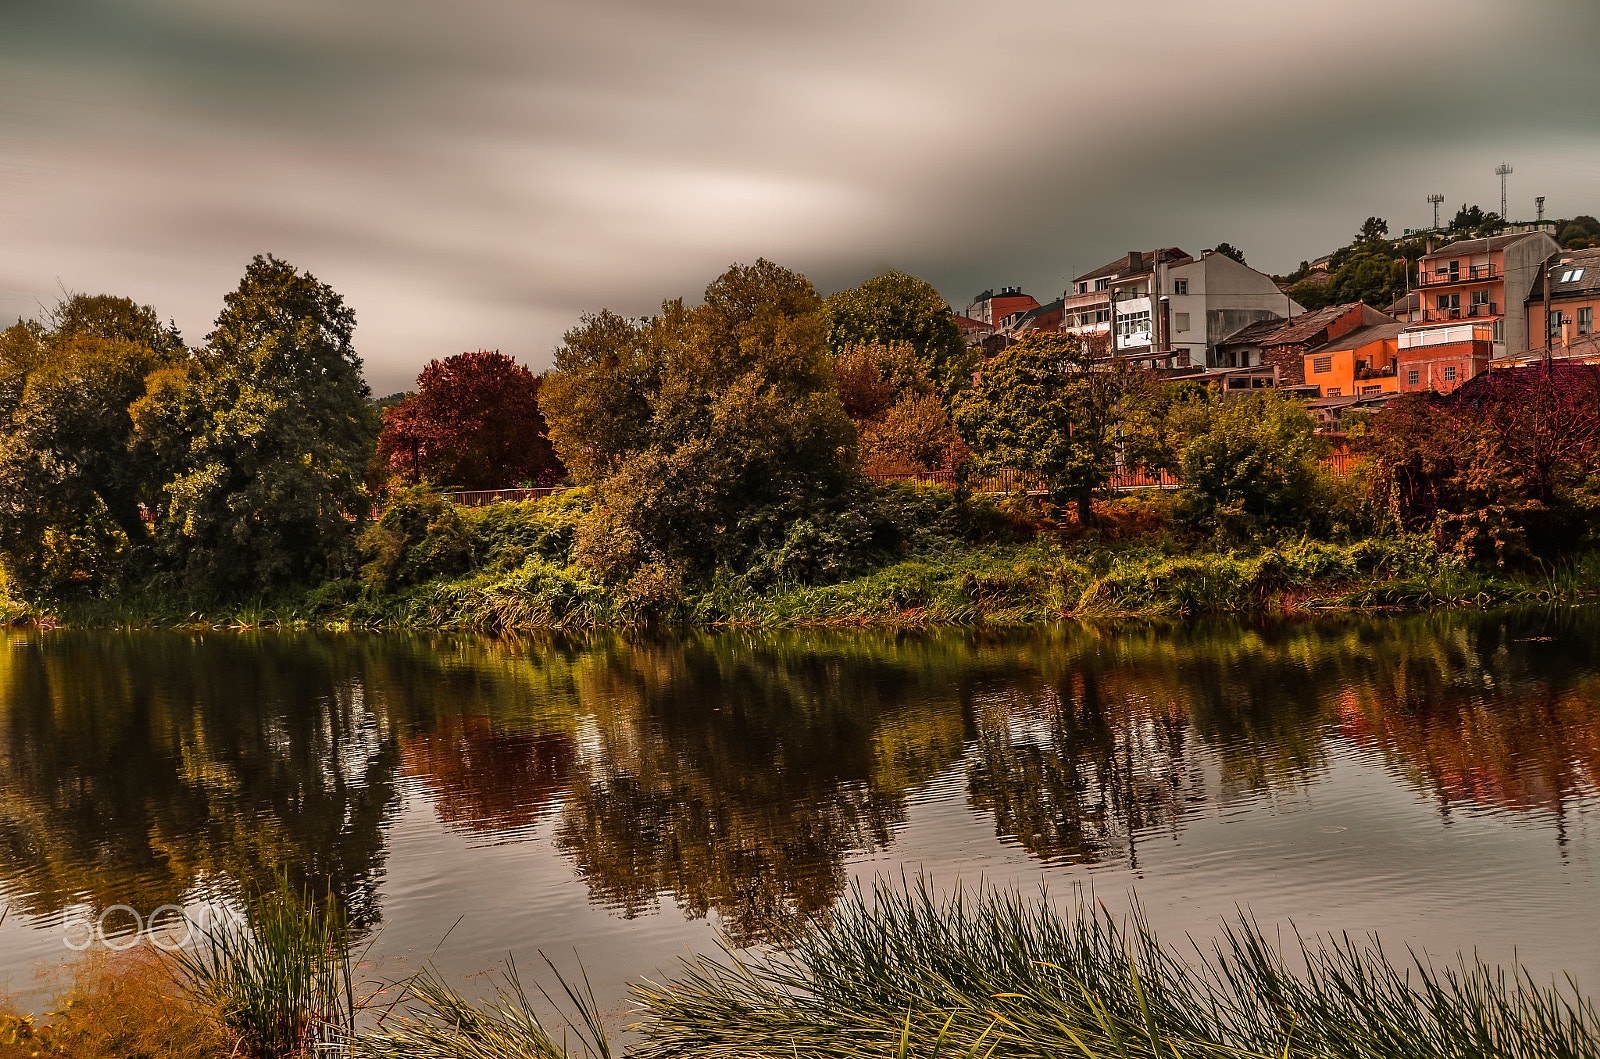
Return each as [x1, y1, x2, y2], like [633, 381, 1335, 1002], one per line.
[1354, 216, 1390, 247]
[819, 271, 971, 401]
[1178, 392, 1324, 540]
[1212, 242, 1247, 264]
[1450, 204, 1485, 232]
[0, 298, 182, 596]
[952, 331, 1119, 523]
[542, 260, 859, 584]
[134, 255, 378, 591]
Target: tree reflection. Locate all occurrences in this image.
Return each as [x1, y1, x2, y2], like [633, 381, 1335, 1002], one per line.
[0, 608, 1595, 947]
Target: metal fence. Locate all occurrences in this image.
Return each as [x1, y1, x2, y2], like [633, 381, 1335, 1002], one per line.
[869, 453, 1360, 496]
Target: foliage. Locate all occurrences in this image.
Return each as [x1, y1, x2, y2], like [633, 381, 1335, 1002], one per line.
[630, 877, 1600, 1059]
[376, 349, 561, 489]
[354, 960, 613, 1059]
[1177, 392, 1329, 541]
[543, 260, 859, 580]
[1353, 215, 1389, 245]
[0, 298, 182, 598]
[953, 331, 1120, 522]
[1556, 215, 1599, 249]
[1367, 367, 1600, 565]
[132, 255, 378, 593]
[169, 879, 356, 1059]
[359, 484, 478, 590]
[833, 343, 965, 473]
[1211, 241, 1246, 264]
[1116, 377, 1210, 476]
[0, 951, 228, 1059]
[819, 270, 972, 401]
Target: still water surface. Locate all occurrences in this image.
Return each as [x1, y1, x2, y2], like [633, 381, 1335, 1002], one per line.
[0, 609, 1597, 1016]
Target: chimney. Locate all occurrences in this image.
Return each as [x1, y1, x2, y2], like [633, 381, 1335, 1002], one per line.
[1128, 250, 1144, 272]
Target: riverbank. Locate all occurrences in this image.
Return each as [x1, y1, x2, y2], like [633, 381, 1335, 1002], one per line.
[17, 488, 1600, 631]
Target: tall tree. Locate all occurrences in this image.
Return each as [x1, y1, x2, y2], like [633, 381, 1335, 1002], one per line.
[952, 331, 1120, 523]
[0, 298, 181, 595]
[377, 350, 560, 489]
[134, 255, 378, 590]
[819, 271, 971, 401]
[542, 260, 858, 582]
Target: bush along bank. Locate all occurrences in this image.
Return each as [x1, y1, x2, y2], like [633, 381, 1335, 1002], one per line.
[25, 484, 1600, 632]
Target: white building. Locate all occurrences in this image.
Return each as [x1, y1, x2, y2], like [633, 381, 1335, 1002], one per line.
[1062, 248, 1302, 369]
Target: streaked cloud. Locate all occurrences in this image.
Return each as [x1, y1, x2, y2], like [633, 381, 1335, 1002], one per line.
[3, 0, 1597, 392]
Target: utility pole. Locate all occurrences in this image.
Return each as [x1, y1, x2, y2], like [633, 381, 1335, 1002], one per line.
[1496, 163, 1513, 222]
[1544, 253, 1555, 369]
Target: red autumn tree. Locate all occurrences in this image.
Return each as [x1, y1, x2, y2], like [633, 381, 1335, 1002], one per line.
[377, 350, 562, 490]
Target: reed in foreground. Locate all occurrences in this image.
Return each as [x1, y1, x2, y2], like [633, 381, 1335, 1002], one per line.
[170, 879, 357, 1059]
[629, 877, 1599, 1059]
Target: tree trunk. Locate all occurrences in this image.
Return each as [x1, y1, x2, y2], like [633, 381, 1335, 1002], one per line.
[1076, 492, 1094, 526]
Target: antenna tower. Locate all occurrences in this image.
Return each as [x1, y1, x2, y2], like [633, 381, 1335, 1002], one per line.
[1536, 196, 1546, 222]
[1427, 193, 1445, 230]
[1495, 163, 1513, 221]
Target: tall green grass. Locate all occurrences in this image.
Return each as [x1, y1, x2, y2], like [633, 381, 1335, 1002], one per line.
[354, 959, 613, 1059]
[630, 877, 1599, 1059]
[170, 880, 357, 1059]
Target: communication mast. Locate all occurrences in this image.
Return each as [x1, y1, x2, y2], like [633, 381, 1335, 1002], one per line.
[1536, 196, 1546, 223]
[1427, 193, 1445, 230]
[1495, 163, 1513, 220]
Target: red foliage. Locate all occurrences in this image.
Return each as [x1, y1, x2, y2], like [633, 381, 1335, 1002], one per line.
[377, 350, 562, 490]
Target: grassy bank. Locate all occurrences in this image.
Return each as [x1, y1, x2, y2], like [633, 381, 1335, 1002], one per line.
[19, 488, 1600, 632]
[9, 880, 1595, 1058]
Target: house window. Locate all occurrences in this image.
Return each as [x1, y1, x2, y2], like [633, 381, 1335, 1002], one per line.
[1326, 388, 1342, 397]
[1436, 293, 1460, 311]
[1581, 308, 1594, 334]
[1312, 356, 1332, 374]
[1094, 309, 1110, 324]
[1443, 366, 1457, 382]
[1116, 311, 1151, 339]
[1172, 279, 1189, 295]
[1094, 278, 1110, 291]
[1361, 385, 1383, 395]
[1407, 369, 1420, 385]
[1561, 268, 1586, 283]
[1550, 310, 1565, 336]
[1175, 312, 1190, 332]
[1470, 289, 1490, 306]
[1077, 282, 1089, 294]
[1493, 319, 1505, 342]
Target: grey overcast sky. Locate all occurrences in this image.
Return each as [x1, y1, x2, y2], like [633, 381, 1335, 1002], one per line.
[4, 0, 1599, 393]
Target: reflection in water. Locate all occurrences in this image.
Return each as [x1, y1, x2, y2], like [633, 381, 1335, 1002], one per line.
[0, 609, 1596, 948]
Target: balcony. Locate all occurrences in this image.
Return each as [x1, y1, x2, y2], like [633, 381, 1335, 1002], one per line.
[1416, 263, 1496, 287]
[1421, 301, 1498, 323]
[1062, 290, 1110, 312]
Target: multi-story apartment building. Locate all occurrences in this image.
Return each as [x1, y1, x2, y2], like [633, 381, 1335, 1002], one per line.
[1525, 246, 1600, 354]
[1406, 230, 1560, 360]
[965, 287, 1039, 327]
[1061, 248, 1298, 368]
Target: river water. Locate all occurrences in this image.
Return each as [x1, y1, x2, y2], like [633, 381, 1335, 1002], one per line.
[0, 609, 1597, 1022]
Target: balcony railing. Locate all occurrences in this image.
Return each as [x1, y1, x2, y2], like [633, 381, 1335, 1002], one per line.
[1422, 302, 1498, 323]
[1417, 263, 1496, 287]
[1062, 290, 1110, 311]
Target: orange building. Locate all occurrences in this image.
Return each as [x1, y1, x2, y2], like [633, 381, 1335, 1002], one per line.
[1302, 319, 1404, 397]
[1395, 322, 1494, 393]
[1525, 246, 1600, 355]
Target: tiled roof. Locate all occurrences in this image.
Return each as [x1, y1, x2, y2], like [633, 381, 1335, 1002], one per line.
[1314, 320, 1407, 354]
[1422, 232, 1546, 261]
[1265, 303, 1364, 346]
[1217, 318, 1289, 346]
[1526, 247, 1600, 300]
[1074, 248, 1191, 282]
[1387, 291, 1419, 312]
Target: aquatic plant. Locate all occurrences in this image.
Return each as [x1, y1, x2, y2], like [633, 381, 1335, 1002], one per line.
[170, 880, 358, 1059]
[354, 959, 613, 1059]
[631, 877, 1600, 1059]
